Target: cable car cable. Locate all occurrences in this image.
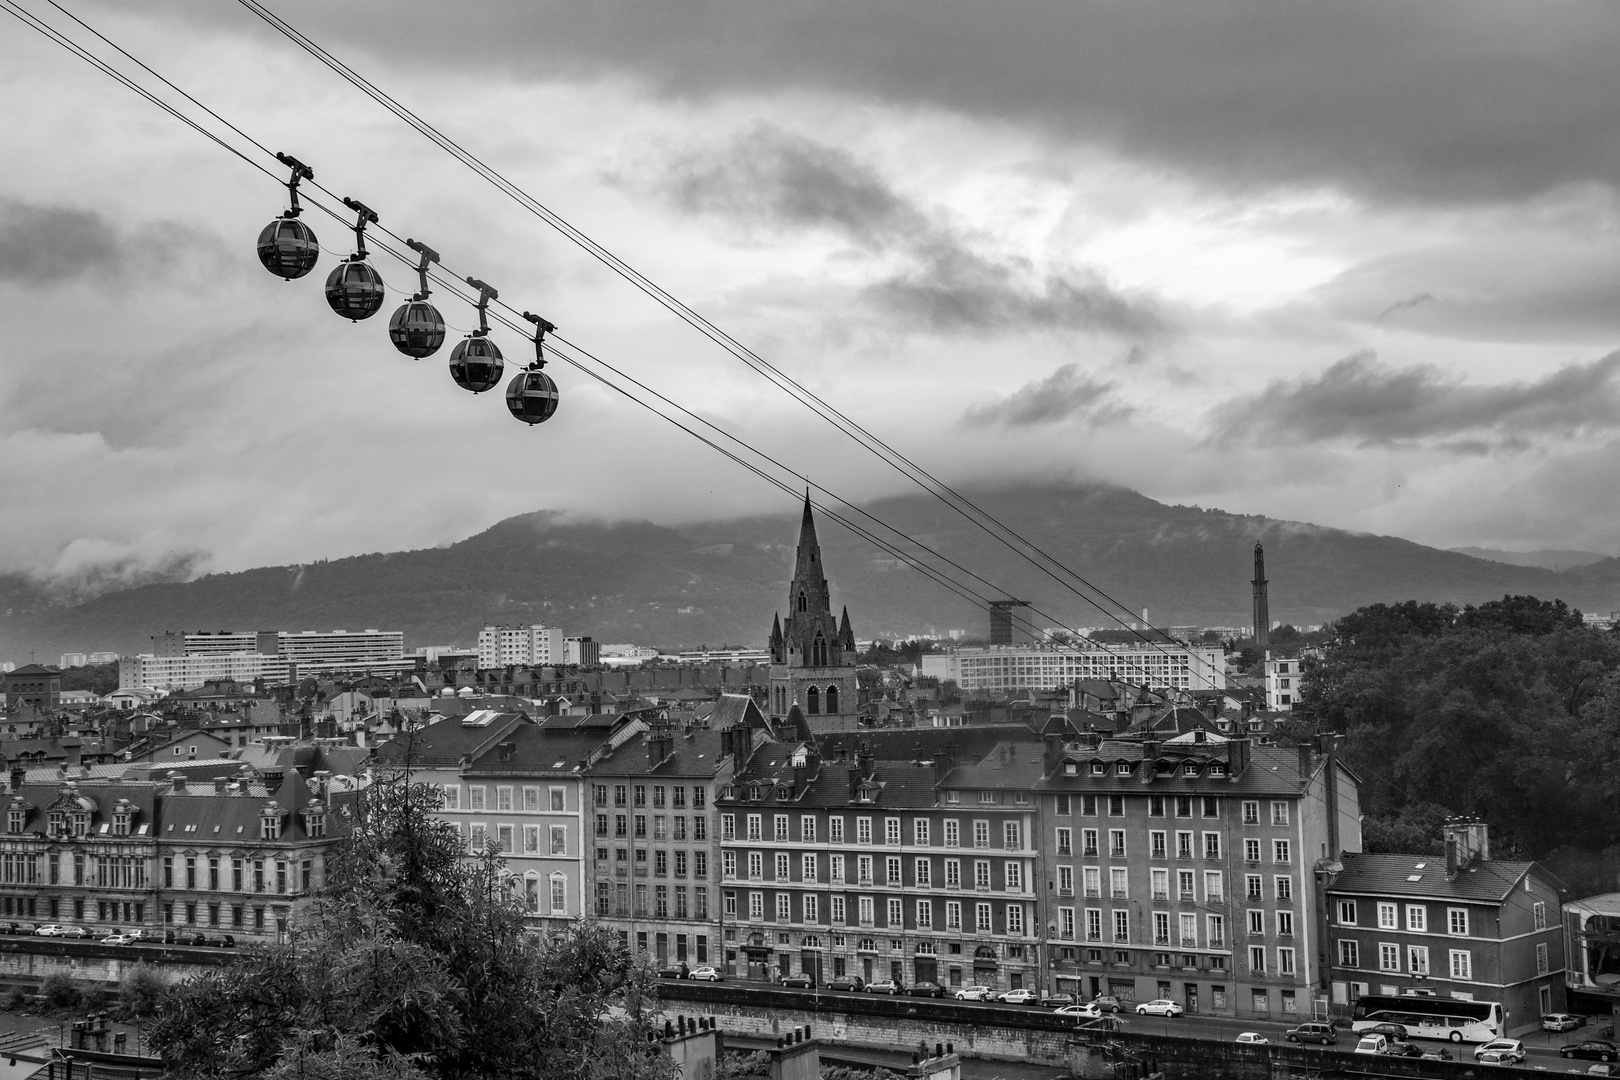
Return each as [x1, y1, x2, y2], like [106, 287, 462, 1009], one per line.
[6, 0, 1227, 693]
[228, 0, 1222, 657]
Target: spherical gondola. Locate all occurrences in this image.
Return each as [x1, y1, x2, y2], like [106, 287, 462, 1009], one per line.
[324, 260, 387, 321]
[448, 335, 504, 393]
[256, 217, 319, 280]
[388, 300, 446, 358]
[505, 367, 559, 425]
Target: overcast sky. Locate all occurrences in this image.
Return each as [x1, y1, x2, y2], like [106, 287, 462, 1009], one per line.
[5, 0, 1620, 595]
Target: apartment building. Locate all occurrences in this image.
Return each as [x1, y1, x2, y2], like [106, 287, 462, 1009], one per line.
[714, 724, 1046, 990]
[1036, 729, 1361, 1021]
[582, 701, 759, 967]
[920, 642, 1226, 695]
[477, 625, 568, 669]
[1326, 820, 1565, 1030]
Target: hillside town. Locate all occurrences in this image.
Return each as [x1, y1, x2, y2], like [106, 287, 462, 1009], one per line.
[0, 498, 1607, 1068]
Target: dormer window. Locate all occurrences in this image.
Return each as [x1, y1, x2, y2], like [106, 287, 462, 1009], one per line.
[7, 807, 24, 835]
[1063, 762, 1078, 775]
[1090, 763, 1106, 776]
[1182, 763, 1200, 776]
[47, 811, 64, 838]
[748, 786, 760, 801]
[1115, 763, 1132, 776]
[72, 812, 90, 838]
[305, 805, 327, 839]
[260, 809, 283, 841]
[1209, 763, 1227, 777]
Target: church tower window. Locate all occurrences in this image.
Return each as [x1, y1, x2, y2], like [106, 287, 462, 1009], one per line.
[812, 635, 828, 666]
[807, 687, 820, 714]
[826, 685, 839, 713]
[798, 592, 807, 613]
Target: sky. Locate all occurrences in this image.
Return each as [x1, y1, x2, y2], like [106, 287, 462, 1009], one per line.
[6, 0, 1620, 596]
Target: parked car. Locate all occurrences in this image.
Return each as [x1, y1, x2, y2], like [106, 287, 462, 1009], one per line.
[1039, 992, 1077, 1008]
[218, 935, 235, 948]
[778, 973, 815, 990]
[1284, 1022, 1336, 1045]
[1359, 1022, 1408, 1041]
[954, 985, 995, 1001]
[1353, 1035, 1388, 1056]
[1420, 1048, 1454, 1062]
[826, 975, 864, 993]
[1547, 1014, 1585, 1032]
[997, 989, 1038, 1005]
[1562, 1040, 1620, 1062]
[688, 966, 723, 982]
[1092, 995, 1123, 1013]
[1588, 1066, 1617, 1077]
[1473, 1039, 1526, 1064]
[655, 964, 688, 980]
[57, 925, 90, 939]
[905, 981, 944, 998]
[0, 923, 24, 935]
[1234, 1032, 1268, 1044]
[100, 932, 137, 945]
[1136, 1000, 1183, 1017]
[1385, 1041, 1424, 1058]
[1478, 1049, 1517, 1065]
[866, 979, 903, 995]
[1057, 1003, 1103, 1019]
[34, 925, 67, 937]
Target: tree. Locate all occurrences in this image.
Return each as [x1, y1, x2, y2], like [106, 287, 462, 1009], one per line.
[149, 745, 674, 1080]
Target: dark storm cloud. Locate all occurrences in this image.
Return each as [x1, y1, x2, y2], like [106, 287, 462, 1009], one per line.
[0, 198, 118, 282]
[655, 125, 1165, 335]
[127, 0, 1620, 204]
[961, 363, 1133, 428]
[1209, 350, 1620, 447]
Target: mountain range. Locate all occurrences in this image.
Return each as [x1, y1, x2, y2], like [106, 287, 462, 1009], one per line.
[7, 482, 1620, 659]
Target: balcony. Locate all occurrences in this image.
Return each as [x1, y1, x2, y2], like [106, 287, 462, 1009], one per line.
[1110, 848, 1127, 860]
[1209, 936, 1225, 949]
[1059, 930, 1075, 940]
[1082, 847, 1099, 858]
[1084, 888, 1101, 898]
[1057, 887, 1074, 897]
[1180, 935, 1198, 948]
[857, 876, 873, 887]
[634, 868, 649, 878]
[1153, 934, 1170, 946]
[1111, 889, 1128, 900]
[1085, 932, 1102, 943]
[1113, 933, 1130, 944]
[1206, 892, 1224, 903]
[1178, 889, 1195, 901]
[1057, 845, 1072, 857]
[1151, 890, 1168, 901]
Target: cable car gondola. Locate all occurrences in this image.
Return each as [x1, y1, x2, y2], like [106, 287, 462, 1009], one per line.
[256, 152, 319, 280]
[324, 196, 385, 321]
[449, 276, 504, 392]
[387, 239, 446, 358]
[506, 312, 560, 425]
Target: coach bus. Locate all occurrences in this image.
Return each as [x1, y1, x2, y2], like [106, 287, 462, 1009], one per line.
[1350, 994, 1503, 1043]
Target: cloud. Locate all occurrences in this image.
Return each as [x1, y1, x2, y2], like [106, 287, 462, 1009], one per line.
[0, 198, 118, 282]
[1377, 292, 1437, 320]
[652, 124, 1165, 335]
[118, 0, 1620, 206]
[1208, 349, 1620, 447]
[960, 363, 1134, 428]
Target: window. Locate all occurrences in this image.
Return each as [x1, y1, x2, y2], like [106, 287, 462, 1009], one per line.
[831, 896, 846, 923]
[804, 854, 818, 881]
[470, 824, 487, 852]
[943, 820, 959, 847]
[1270, 802, 1289, 826]
[946, 901, 962, 929]
[1109, 829, 1126, 858]
[1207, 914, 1225, 948]
[722, 852, 737, 879]
[1203, 871, 1223, 902]
[1057, 827, 1073, 855]
[1177, 869, 1195, 901]
[1274, 876, 1292, 901]
[1113, 909, 1130, 943]
[551, 874, 567, 914]
[1338, 940, 1359, 967]
[777, 894, 792, 921]
[1272, 839, 1291, 863]
[1243, 839, 1261, 862]
[1007, 905, 1024, 935]
[1081, 794, 1098, 815]
[1151, 868, 1168, 900]
[1242, 801, 1259, 825]
[748, 852, 762, 880]
[1059, 865, 1075, 894]
[829, 816, 844, 843]
[1377, 902, 1397, 929]
[859, 897, 875, 925]
[750, 892, 764, 920]
[1277, 911, 1293, 937]
[1056, 794, 1071, 815]
[1246, 874, 1263, 900]
[915, 899, 931, 928]
[887, 856, 903, 886]
[1278, 947, 1296, 976]
[886, 818, 902, 845]
[857, 817, 872, 844]
[721, 814, 736, 841]
[1180, 913, 1198, 947]
[1537, 941, 1550, 975]
[1407, 945, 1429, 975]
[634, 785, 647, 807]
[1450, 949, 1472, 980]
[469, 787, 486, 811]
[1004, 821, 1022, 848]
[442, 786, 461, 810]
[1405, 904, 1427, 932]
[945, 859, 961, 888]
[1534, 901, 1547, 930]
[1107, 795, 1124, 816]
[974, 821, 990, 848]
[1337, 900, 1356, 925]
[1150, 831, 1167, 858]
[887, 898, 903, 927]
[1448, 908, 1469, 936]
[1177, 831, 1194, 858]
[1084, 867, 1101, 897]
[1083, 829, 1100, 856]
[746, 814, 762, 841]
[1153, 911, 1170, 945]
[977, 903, 993, 932]
[776, 853, 790, 881]
[497, 787, 513, 812]
[775, 814, 789, 842]
[1247, 910, 1265, 935]
[1202, 797, 1219, 818]
[1107, 866, 1125, 898]
[1085, 909, 1102, 941]
[523, 825, 540, 854]
[1203, 832, 1222, 859]
[802, 815, 817, 843]
[1248, 946, 1266, 973]
[1175, 796, 1192, 817]
[974, 860, 991, 890]
[1379, 943, 1400, 971]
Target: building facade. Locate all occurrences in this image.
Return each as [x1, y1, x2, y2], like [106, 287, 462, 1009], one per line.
[767, 499, 859, 733]
[920, 643, 1226, 696]
[1037, 731, 1361, 1021]
[1325, 820, 1566, 1033]
[477, 625, 568, 669]
[3, 666, 62, 711]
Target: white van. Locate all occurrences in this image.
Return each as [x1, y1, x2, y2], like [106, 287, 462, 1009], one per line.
[1354, 1034, 1388, 1055]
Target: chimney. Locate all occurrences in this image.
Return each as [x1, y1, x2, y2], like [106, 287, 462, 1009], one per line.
[264, 770, 284, 792]
[1252, 543, 1271, 651]
[1297, 741, 1315, 781]
[1226, 737, 1251, 780]
[856, 744, 875, 779]
[1444, 817, 1490, 877]
[932, 747, 955, 785]
[9, 769, 22, 793]
[169, 772, 186, 793]
[214, 778, 226, 794]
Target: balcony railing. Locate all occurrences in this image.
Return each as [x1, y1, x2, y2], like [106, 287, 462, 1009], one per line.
[1084, 888, 1101, 898]
[1082, 846, 1099, 858]
[1111, 889, 1128, 899]
[1085, 932, 1101, 942]
[1151, 890, 1168, 901]
[1178, 889, 1195, 901]
[1209, 936, 1225, 949]
[1110, 848, 1127, 859]
[1113, 932, 1131, 944]
[1180, 935, 1198, 948]
[1057, 845, 1072, 856]
[1153, 934, 1170, 946]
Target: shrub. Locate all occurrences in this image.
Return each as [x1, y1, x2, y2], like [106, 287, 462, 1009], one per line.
[118, 963, 167, 1020]
[4, 988, 30, 1011]
[40, 973, 79, 1009]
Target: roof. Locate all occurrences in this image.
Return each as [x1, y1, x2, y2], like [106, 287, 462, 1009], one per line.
[1327, 853, 1541, 904]
[940, 741, 1047, 791]
[588, 727, 731, 779]
[462, 720, 627, 776]
[371, 713, 533, 768]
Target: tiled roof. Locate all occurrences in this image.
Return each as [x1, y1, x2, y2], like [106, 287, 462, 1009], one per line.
[590, 728, 730, 778]
[462, 721, 618, 775]
[372, 713, 533, 767]
[1328, 853, 1539, 904]
[940, 741, 1046, 791]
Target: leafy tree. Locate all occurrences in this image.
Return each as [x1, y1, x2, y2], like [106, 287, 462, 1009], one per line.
[116, 963, 168, 1022]
[149, 745, 674, 1080]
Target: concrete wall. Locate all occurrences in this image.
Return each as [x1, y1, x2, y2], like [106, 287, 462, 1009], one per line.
[1068, 1030, 1516, 1080]
[0, 938, 227, 996]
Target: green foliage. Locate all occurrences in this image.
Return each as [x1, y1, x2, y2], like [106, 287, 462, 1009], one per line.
[60, 662, 118, 694]
[116, 963, 167, 1021]
[149, 739, 674, 1080]
[40, 973, 78, 1009]
[1301, 595, 1620, 894]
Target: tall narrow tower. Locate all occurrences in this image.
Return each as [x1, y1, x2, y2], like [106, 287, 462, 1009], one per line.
[1252, 542, 1270, 649]
[768, 495, 859, 731]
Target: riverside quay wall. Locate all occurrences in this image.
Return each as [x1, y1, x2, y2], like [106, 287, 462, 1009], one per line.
[0, 937, 230, 995]
[659, 984, 1509, 1080]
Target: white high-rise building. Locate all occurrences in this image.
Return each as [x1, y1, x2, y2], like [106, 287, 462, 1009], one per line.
[477, 625, 567, 668]
[920, 641, 1226, 694]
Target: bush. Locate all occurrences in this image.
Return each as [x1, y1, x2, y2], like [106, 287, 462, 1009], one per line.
[118, 963, 167, 1020]
[40, 973, 79, 1009]
[5, 988, 30, 1011]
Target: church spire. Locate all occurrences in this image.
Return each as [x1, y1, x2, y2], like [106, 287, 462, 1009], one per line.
[790, 493, 830, 615]
[839, 606, 855, 650]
